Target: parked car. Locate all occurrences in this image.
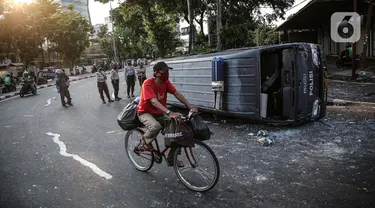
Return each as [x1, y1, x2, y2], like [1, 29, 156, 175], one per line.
[42, 67, 57, 80]
[154, 42, 328, 125]
[37, 72, 48, 85]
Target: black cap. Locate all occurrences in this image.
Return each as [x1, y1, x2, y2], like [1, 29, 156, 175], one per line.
[153, 61, 173, 72]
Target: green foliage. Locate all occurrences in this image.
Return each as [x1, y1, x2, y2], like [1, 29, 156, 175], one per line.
[97, 25, 114, 59]
[94, 0, 293, 56]
[0, 0, 92, 67]
[49, 7, 93, 67]
[250, 24, 280, 46]
[143, 5, 182, 58]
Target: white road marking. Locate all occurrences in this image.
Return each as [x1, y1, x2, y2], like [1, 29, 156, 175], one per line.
[0, 95, 18, 103]
[45, 97, 56, 107]
[46, 132, 112, 180]
[106, 130, 117, 134]
[5, 126, 11, 128]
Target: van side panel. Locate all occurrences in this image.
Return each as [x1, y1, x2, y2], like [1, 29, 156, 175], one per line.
[168, 60, 213, 107]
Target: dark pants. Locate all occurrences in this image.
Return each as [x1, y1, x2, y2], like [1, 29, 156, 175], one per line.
[111, 79, 120, 99]
[138, 76, 146, 88]
[60, 87, 71, 105]
[126, 75, 135, 96]
[97, 82, 111, 101]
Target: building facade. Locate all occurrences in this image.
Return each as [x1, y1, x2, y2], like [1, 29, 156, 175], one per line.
[92, 24, 104, 39]
[277, 0, 375, 59]
[55, 0, 91, 24]
[104, 16, 113, 32]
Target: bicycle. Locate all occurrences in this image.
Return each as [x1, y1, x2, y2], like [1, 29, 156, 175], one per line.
[124, 112, 220, 192]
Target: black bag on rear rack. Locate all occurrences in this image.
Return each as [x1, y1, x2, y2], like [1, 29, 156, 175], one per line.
[164, 119, 195, 148]
[117, 101, 141, 130]
[189, 115, 211, 141]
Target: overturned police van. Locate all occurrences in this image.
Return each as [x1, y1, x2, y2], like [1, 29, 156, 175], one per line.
[151, 43, 328, 124]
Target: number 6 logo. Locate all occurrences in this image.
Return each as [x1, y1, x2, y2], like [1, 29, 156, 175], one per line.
[331, 12, 361, 43]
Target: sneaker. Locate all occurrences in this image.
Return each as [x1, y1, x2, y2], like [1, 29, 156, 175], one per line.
[67, 102, 73, 106]
[62, 104, 68, 108]
[131, 94, 135, 97]
[108, 99, 114, 103]
[102, 100, 106, 104]
[127, 95, 130, 98]
[116, 97, 122, 101]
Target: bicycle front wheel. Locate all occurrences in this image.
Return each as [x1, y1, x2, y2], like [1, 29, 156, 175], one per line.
[125, 129, 154, 172]
[173, 140, 220, 192]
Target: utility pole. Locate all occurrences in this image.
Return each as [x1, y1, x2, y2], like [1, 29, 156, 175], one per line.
[187, 0, 194, 53]
[216, 0, 222, 51]
[207, 17, 211, 47]
[360, 0, 373, 72]
[352, 0, 357, 80]
[110, 1, 117, 63]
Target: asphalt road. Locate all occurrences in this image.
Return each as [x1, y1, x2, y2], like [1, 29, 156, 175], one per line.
[1, 75, 375, 208]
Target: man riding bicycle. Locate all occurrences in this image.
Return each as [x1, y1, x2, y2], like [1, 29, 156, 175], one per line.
[136, 61, 198, 166]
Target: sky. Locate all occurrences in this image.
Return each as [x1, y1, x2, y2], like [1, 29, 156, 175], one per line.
[89, 0, 120, 25]
[88, 0, 311, 26]
[260, 0, 311, 27]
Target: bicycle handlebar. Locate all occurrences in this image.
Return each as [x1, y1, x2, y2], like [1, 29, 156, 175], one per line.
[171, 111, 195, 122]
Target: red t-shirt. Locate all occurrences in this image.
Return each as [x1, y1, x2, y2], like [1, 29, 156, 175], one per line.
[137, 78, 177, 114]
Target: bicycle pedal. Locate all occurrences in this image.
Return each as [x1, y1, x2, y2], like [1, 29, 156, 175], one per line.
[154, 158, 162, 164]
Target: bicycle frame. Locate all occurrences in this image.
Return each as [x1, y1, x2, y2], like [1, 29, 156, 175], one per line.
[134, 134, 198, 167]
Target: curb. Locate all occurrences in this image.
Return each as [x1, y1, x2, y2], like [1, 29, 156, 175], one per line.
[327, 99, 375, 107]
[0, 73, 102, 101]
[328, 79, 375, 85]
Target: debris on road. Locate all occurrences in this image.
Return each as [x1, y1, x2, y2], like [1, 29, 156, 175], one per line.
[256, 130, 273, 146]
[257, 137, 273, 146]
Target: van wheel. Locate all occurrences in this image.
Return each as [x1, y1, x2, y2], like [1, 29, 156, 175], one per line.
[20, 90, 24, 97]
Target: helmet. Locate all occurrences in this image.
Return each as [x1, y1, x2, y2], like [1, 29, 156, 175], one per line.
[55, 69, 63, 74]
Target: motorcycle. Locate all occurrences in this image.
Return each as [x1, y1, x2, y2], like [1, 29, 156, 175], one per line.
[336, 48, 352, 68]
[19, 81, 37, 97]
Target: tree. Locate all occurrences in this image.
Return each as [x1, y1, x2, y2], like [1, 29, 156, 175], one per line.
[49, 7, 93, 68]
[95, 0, 182, 58]
[95, 0, 294, 54]
[250, 24, 279, 46]
[96, 25, 114, 59]
[0, 3, 42, 67]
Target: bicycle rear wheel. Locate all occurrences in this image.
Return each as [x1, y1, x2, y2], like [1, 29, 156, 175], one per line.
[125, 129, 154, 172]
[173, 140, 220, 192]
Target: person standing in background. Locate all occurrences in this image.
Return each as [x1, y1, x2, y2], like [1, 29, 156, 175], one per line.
[56, 69, 73, 107]
[125, 61, 136, 98]
[97, 67, 114, 104]
[136, 63, 147, 88]
[110, 66, 121, 101]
